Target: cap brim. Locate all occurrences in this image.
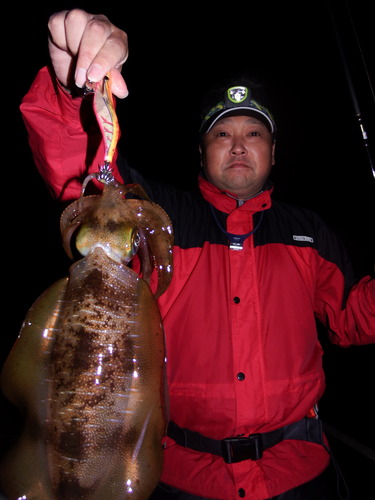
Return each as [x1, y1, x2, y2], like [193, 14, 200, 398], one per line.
[204, 107, 275, 135]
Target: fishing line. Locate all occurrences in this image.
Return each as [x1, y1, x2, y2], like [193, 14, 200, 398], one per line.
[344, 1, 375, 103]
[327, 0, 375, 180]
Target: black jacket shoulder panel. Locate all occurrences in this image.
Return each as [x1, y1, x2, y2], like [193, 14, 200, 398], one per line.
[257, 200, 355, 286]
[118, 156, 354, 285]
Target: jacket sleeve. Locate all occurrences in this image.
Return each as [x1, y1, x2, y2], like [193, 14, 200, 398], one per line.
[314, 221, 375, 346]
[329, 275, 375, 346]
[20, 66, 122, 202]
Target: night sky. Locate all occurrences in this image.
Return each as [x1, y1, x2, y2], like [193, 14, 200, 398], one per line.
[4, 0, 375, 494]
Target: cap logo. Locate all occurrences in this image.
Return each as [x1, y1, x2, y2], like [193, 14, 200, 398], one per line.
[227, 86, 248, 104]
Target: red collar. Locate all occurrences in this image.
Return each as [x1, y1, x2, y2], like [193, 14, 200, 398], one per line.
[198, 175, 273, 214]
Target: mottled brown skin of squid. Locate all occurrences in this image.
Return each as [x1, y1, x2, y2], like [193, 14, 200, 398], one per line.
[0, 183, 173, 499]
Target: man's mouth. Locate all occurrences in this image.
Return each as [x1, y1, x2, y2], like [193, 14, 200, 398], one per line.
[228, 161, 250, 169]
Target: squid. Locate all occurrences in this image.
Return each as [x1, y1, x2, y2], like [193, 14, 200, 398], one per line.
[0, 178, 173, 500]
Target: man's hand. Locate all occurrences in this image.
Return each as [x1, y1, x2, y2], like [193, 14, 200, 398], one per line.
[48, 9, 129, 98]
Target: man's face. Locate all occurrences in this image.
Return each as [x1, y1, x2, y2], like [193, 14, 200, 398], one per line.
[200, 115, 275, 199]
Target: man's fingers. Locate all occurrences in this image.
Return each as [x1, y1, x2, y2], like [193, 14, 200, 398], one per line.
[48, 9, 129, 95]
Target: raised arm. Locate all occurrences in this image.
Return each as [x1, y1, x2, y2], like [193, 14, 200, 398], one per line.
[20, 9, 129, 202]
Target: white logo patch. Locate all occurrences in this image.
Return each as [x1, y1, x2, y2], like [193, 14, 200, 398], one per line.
[293, 235, 314, 243]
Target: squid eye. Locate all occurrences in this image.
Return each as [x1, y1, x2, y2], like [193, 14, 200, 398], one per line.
[132, 231, 141, 253]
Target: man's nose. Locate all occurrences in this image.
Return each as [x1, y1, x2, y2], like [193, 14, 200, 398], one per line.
[230, 140, 247, 155]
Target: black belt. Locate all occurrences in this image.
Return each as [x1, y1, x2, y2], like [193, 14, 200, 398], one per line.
[167, 417, 324, 464]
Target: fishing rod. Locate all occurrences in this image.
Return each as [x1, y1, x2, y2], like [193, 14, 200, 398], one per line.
[327, 0, 375, 181]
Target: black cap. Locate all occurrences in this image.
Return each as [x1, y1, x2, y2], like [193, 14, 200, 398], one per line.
[199, 85, 276, 137]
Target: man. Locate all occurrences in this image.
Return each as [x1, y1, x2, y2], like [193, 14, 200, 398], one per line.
[19, 8, 375, 500]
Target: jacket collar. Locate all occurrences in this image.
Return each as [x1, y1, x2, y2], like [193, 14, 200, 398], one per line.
[198, 175, 273, 214]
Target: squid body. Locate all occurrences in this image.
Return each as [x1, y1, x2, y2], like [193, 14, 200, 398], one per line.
[0, 181, 173, 500]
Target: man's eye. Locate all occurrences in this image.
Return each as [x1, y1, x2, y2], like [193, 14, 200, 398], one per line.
[250, 131, 260, 136]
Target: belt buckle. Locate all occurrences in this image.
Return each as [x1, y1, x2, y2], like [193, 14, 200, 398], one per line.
[221, 434, 263, 464]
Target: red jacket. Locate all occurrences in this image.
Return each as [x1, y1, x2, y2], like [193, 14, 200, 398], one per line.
[20, 67, 375, 500]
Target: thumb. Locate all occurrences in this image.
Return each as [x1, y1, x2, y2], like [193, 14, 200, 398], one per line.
[110, 68, 129, 99]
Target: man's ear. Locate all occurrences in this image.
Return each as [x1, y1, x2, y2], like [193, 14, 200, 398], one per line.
[271, 141, 276, 166]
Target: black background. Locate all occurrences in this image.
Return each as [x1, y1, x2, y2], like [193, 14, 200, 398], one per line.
[4, 0, 375, 497]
